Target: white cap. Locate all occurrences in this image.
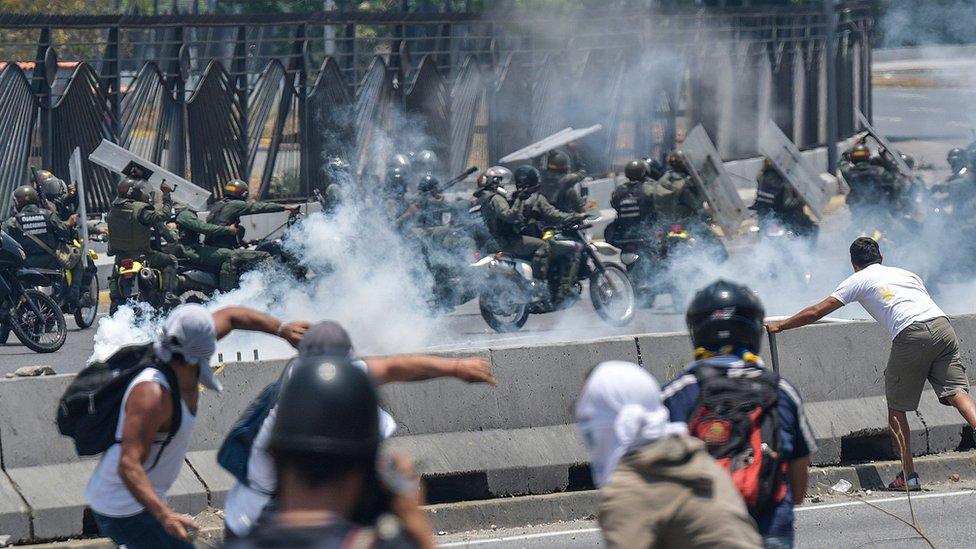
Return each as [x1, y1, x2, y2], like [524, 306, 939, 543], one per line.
[153, 304, 220, 391]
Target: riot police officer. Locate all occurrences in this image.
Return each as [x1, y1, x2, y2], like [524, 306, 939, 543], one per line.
[2, 185, 84, 305]
[654, 151, 708, 228]
[174, 204, 272, 293]
[541, 146, 587, 214]
[752, 158, 817, 239]
[513, 165, 585, 302]
[206, 179, 298, 249]
[35, 170, 78, 221]
[315, 157, 350, 215]
[105, 177, 180, 305]
[839, 144, 900, 219]
[480, 166, 551, 288]
[607, 159, 657, 247]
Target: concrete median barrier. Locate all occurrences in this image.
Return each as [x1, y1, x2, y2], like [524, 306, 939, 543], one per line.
[2, 316, 976, 542]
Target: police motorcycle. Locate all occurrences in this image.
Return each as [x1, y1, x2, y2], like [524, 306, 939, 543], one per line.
[29, 238, 100, 328]
[473, 215, 635, 333]
[0, 232, 67, 353]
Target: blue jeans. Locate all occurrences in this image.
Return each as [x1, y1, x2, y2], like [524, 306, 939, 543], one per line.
[93, 510, 194, 549]
[763, 536, 795, 549]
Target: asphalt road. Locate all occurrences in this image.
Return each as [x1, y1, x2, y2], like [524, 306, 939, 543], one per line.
[872, 86, 976, 142]
[438, 485, 976, 548]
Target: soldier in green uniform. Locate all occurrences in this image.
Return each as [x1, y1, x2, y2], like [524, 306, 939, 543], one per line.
[313, 157, 349, 216]
[752, 158, 817, 240]
[838, 144, 899, 220]
[653, 151, 708, 228]
[105, 177, 180, 305]
[2, 185, 85, 305]
[36, 170, 78, 221]
[607, 160, 657, 247]
[205, 179, 298, 248]
[480, 167, 551, 289]
[174, 205, 272, 293]
[513, 165, 585, 302]
[540, 146, 587, 214]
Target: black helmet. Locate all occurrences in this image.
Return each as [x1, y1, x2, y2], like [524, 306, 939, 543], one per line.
[386, 166, 407, 191]
[624, 160, 648, 182]
[514, 165, 541, 190]
[36, 170, 66, 199]
[414, 149, 438, 175]
[269, 353, 381, 460]
[418, 174, 440, 194]
[850, 144, 870, 163]
[222, 179, 249, 200]
[117, 176, 150, 202]
[12, 185, 39, 210]
[686, 279, 766, 354]
[645, 158, 665, 180]
[546, 150, 570, 173]
[667, 150, 687, 172]
[948, 148, 966, 171]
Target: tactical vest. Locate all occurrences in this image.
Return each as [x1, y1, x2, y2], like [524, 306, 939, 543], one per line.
[615, 184, 646, 226]
[481, 193, 520, 240]
[14, 208, 57, 257]
[106, 200, 153, 256]
[207, 198, 234, 226]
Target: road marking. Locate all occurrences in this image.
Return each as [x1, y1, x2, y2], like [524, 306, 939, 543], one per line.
[795, 489, 976, 513]
[438, 527, 601, 547]
[437, 491, 976, 546]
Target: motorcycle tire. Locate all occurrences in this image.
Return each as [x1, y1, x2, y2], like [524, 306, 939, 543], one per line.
[589, 264, 636, 327]
[478, 292, 529, 333]
[8, 289, 67, 353]
[74, 275, 100, 329]
[0, 323, 9, 345]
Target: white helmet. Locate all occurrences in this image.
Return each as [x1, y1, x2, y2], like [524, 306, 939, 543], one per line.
[484, 165, 513, 189]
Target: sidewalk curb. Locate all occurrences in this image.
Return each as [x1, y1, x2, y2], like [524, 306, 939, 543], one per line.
[21, 450, 976, 548]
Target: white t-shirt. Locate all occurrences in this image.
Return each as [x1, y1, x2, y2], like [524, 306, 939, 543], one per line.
[85, 368, 197, 517]
[830, 263, 946, 339]
[223, 360, 397, 537]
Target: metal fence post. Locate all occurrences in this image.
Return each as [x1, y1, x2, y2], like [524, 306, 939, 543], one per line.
[824, 0, 838, 172]
[100, 26, 121, 138]
[233, 26, 249, 182]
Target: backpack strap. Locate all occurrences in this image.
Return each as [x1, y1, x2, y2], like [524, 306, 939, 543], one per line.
[148, 362, 183, 472]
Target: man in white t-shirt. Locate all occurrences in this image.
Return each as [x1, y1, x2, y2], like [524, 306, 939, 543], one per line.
[85, 304, 309, 549]
[767, 237, 976, 491]
[222, 320, 497, 540]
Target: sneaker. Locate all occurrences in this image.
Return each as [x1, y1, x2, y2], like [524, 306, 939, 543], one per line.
[888, 471, 921, 491]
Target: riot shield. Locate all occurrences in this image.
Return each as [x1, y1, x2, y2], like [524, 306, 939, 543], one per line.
[68, 148, 89, 258]
[499, 124, 603, 164]
[88, 140, 211, 211]
[856, 109, 912, 177]
[681, 125, 747, 237]
[757, 120, 829, 220]
[237, 202, 322, 243]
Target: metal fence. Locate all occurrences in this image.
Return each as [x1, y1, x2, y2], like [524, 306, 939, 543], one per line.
[0, 3, 873, 213]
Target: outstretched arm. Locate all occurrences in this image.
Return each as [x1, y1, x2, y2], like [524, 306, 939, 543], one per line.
[364, 355, 496, 386]
[766, 297, 843, 333]
[211, 306, 309, 347]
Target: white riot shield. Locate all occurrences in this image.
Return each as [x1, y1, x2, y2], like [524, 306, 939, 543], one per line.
[855, 109, 912, 177]
[68, 148, 89, 256]
[88, 140, 211, 211]
[757, 120, 829, 220]
[681, 125, 747, 237]
[499, 124, 603, 163]
[236, 202, 322, 243]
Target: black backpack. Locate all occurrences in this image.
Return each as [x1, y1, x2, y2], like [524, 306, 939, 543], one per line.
[56, 343, 182, 470]
[217, 380, 281, 491]
[687, 364, 787, 518]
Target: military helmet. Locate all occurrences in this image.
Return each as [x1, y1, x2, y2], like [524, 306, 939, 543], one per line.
[624, 160, 648, 182]
[223, 179, 250, 200]
[269, 353, 381, 460]
[546, 150, 570, 173]
[418, 174, 440, 194]
[12, 185, 39, 211]
[900, 153, 916, 170]
[667, 150, 687, 171]
[117, 176, 150, 202]
[414, 149, 438, 175]
[686, 279, 766, 354]
[514, 165, 541, 190]
[947, 147, 966, 170]
[645, 158, 665, 180]
[484, 166, 513, 189]
[850, 144, 871, 162]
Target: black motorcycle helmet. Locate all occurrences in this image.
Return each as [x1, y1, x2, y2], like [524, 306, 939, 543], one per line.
[546, 150, 570, 174]
[514, 165, 541, 191]
[624, 159, 648, 182]
[222, 179, 250, 200]
[385, 166, 407, 192]
[269, 353, 381, 461]
[36, 170, 66, 200]
[667, 150, 688, 173]
[947, 148, 966, 171]
[645, 158, 665, 180]
[12, 185, 39, 211]
[686, 279, 766, 354]
[418, 174, 441, 194]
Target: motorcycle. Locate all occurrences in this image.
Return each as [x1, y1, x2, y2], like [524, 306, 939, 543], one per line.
[108, 256, 170, 315]
[0, 233, 68, 353]
[30, 239, 100, 328]
[473, 217, 635, 332]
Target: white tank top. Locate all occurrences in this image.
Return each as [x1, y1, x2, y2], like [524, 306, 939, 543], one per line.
[85, 367, 197, 517]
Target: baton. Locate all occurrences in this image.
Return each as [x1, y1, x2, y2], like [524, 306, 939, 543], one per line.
[767, 328, 780, 374]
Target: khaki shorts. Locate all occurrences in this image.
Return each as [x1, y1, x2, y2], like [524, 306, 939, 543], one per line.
[886, 316, 970, 412]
